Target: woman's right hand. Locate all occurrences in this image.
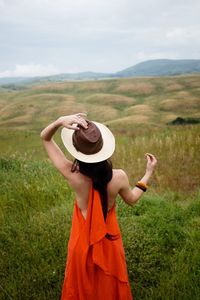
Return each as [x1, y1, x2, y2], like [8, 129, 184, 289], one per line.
[145, 153, 157, 173]
[58, 113, 88, 130]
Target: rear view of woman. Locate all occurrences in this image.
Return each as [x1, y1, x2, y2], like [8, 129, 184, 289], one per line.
[40, 113, 157, 300]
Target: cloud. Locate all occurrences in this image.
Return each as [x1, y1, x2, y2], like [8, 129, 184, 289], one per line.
[136, 51, 176, 61]
[0, 64, 59, 78]
[166, 26, 200, 40]
[0, 0, 200, 74]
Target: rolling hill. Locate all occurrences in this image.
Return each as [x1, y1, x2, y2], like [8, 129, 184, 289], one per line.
[0, 74, 199, 133]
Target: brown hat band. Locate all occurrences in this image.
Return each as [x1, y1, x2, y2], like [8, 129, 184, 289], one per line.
[72, 121, 103, 155]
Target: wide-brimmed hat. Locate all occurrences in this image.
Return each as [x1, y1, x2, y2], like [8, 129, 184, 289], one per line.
[61, 120, 115, 163]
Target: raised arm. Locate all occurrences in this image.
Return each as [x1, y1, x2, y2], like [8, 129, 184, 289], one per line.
[40, 113, 87, 179]
[119, 153, 157, 206]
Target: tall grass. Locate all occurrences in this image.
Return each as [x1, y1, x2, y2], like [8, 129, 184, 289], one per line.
[0, 157, 73, 300]
[114, 125, 200, 195]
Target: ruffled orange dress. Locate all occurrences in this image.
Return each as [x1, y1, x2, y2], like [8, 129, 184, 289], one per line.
[61, 186, 133, 300]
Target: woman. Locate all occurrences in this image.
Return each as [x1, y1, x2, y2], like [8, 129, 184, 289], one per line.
[40, 113, 157, 300]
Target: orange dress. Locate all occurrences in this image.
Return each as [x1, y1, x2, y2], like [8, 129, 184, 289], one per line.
[61, 186, 133, 300]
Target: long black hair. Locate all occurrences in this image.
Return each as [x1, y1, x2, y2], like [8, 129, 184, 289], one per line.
[71, 159, 113, 222]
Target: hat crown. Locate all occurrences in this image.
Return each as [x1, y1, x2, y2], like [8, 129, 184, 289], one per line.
[72, 121, 103, 155]
[78, 121, 101, 143]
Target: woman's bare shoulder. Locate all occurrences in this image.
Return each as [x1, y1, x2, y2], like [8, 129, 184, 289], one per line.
[111, 169, 129, 187]
[112, 168, 128, 179]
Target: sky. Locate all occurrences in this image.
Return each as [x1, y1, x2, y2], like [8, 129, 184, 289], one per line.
[0, 0, 200, 77]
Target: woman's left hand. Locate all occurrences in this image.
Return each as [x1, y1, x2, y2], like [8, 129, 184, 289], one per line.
[145, 153, 157, 173]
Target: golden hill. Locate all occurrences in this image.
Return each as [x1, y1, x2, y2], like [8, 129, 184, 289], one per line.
[0, 75, 200, 133]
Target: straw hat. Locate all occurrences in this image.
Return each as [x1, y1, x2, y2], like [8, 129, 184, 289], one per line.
[61, 120, 115, 163]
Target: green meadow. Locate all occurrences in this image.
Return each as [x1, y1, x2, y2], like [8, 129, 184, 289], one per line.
[0, 75, 200, 299]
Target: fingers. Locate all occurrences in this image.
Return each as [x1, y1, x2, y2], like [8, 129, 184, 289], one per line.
[74, 113, 88, 128]
[67, 114, 87, 129]
[76, 118, 88, 129]
[145, 153, 157, 164]
[145, 153, 156, 160]
[145, 153, 154, 158]
[145, 155, 151, 163]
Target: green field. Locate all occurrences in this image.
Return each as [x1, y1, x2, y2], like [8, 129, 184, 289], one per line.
[0, 76, 200, 299]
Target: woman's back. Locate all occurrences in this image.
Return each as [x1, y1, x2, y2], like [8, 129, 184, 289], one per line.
[67, 165, 124, 220]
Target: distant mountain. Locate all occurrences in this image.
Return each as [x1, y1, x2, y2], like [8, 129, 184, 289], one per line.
[0, 77, 35, 85]
[44, 71, 113, 81]
[0, 59, 200, 86]
[116, 59, 200, 77]
[0, 72, 113, 87]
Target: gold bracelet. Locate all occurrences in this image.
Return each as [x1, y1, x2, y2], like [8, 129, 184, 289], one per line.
[135, 181, 148, 192]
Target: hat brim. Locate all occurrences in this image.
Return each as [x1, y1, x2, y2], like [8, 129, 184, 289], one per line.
[61, 121, 115, 163]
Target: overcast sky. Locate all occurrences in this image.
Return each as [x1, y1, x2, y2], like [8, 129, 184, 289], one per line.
[0, 0, 200, 77]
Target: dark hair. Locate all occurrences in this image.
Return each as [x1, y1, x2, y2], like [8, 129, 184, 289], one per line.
[71, 159, 115, 239]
